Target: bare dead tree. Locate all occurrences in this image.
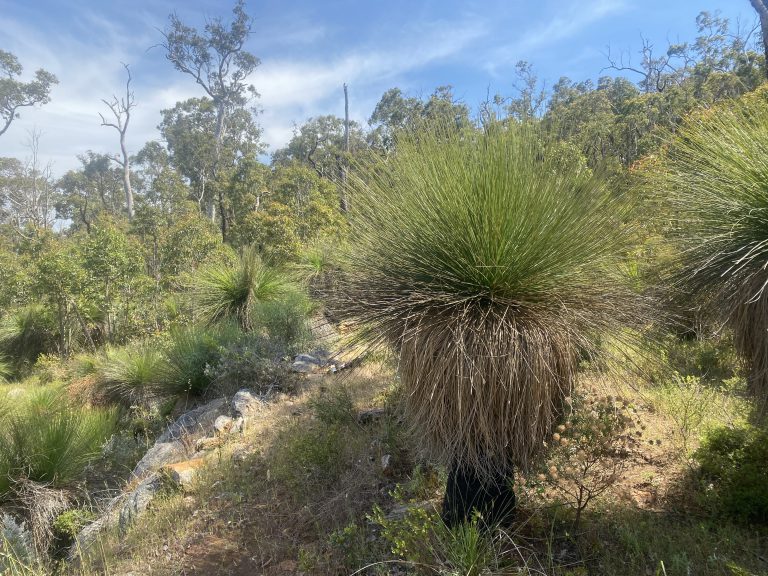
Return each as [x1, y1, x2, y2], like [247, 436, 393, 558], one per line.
[4, 129, 56, 236]
[602, 36, 685, 93]
[100, 63, 135, 219]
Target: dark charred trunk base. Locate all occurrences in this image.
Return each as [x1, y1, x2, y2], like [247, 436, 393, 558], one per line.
[441, 463, 516, 528]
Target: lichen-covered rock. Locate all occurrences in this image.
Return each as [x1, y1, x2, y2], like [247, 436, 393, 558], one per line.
[231, 389, 263, 417]
[157, 397, 227, 443]
[118, 474, 163, 533]
[213, 415, 235, 435]
[131, 440, 187, 479]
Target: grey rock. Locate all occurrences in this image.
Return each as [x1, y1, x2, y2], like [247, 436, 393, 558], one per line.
[358, 408, 386, 425]
[295, 353, 322, 365]
[157, 397, 227, 443]
[214, 415, 235, 435]
[131, 440, 186, 479]
[231, 389, 263, 417]
[118, 474, 163, 533]
[291, 354, 322, 373]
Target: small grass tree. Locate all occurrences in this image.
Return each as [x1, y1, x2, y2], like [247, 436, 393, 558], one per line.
[335, 123, 648, 525]
[651, 86, 768, 418]
[192, 244, 287, 331]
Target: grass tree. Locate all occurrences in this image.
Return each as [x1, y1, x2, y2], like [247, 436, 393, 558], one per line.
[652, 86, 768, 418]
[335, 124, 648, 525]
[192, 244, 287, 331]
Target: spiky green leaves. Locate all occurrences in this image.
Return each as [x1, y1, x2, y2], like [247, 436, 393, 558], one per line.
[652, 86, 768, 415]
[192, 245, 288, 331]
[337, 125, 646, 474]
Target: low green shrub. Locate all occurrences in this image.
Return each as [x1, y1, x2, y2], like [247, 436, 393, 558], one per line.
[252, 286, 313, 354]
[206, 334, 294, 396]
[370, 505, 497, 575]
[51, 508, 95, 551]
[162, 323, 241, 397]
[693, 425, 768, 524]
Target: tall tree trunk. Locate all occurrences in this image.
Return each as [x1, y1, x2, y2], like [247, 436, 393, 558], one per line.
[213, 100, 228, 241]
[340, 83, 350, 213]
[751, 0, 768, 78]
[120, 129, 134, 219]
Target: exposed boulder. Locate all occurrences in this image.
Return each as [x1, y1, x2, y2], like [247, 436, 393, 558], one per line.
[162, 458, 206, 489]
[131, 440, 187, 479]
[231, 389, 264, 417]
[118, 474, 163, 533]
[157, 397, 227, 443]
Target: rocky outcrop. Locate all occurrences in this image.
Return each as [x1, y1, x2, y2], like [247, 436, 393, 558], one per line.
[162, 458, 206, 489]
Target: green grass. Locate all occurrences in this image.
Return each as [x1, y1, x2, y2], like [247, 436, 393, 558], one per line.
[0, 389, 117, 495]
[97, 344, 168, 405]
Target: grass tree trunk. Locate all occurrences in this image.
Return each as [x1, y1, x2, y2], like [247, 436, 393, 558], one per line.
[442, 462, 516, 528]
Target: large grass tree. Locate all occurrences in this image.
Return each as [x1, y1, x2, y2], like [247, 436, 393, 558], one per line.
[652, 86, 768, 418]
[335, 124, 648, 525]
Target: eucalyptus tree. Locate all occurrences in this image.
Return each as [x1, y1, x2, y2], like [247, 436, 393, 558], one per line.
[272, 115, 366, 180]
[0, 50, 57, 138]
[161, 0, 262, 241]
[368, 85, 471, 151]
[158, 96, 263, 236]
[55, 152, 125, 233]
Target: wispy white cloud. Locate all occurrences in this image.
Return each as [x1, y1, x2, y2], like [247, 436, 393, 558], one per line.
[483, 0, 629, 75]
[1, 6, 489, 172]
[254, 16, 489, 153]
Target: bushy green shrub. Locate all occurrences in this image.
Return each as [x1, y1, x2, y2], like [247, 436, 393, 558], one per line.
[162, 323, 241, 397]
[206, 334, 294, 396]
[51, 509, 95, 550]
[694, 425, 768, 524]
[252, 287, 313, 353]
[0, 390, 117, 495]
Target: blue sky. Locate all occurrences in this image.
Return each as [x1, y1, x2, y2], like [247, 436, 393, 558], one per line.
[0, 0, 759, 174]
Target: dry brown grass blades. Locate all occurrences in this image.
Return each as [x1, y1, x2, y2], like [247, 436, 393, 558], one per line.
[399, 304, 577, 476]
